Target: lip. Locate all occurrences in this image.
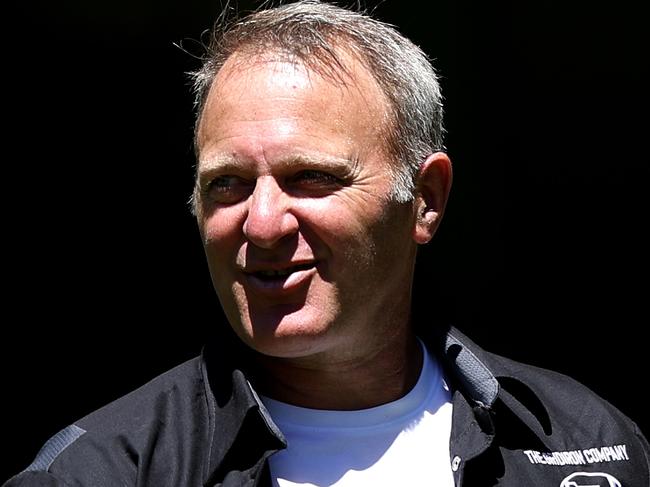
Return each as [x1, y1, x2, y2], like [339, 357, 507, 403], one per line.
[242, 261, 318, 296]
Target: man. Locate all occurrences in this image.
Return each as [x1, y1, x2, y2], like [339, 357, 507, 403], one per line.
[5, 1, 648, 486]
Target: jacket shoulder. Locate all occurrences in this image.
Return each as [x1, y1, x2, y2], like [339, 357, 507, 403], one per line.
[442, 327, 644, 439]
[6, 356, 210, 486]
[485, 350, 642, 435]
[483, 349, 649, 479]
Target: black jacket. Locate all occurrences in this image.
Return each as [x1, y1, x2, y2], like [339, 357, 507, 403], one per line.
[5, 327, 649, 486]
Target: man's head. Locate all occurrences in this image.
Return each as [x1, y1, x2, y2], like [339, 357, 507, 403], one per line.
[191, 1, 452, 361]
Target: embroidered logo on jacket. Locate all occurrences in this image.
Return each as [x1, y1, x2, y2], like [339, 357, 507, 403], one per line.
[559, 471, 621, 487]
[523, 444, 629, 466]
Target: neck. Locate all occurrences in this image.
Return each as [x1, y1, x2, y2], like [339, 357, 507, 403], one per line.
[252, 329, 423, 410]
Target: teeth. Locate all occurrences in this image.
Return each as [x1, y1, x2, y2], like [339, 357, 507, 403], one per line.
[254, 263, 313, 278]
[258, 269, 291, 277]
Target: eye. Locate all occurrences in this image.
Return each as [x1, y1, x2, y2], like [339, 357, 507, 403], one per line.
[291, 170, 342, 186]
[203, 175, 252, 204]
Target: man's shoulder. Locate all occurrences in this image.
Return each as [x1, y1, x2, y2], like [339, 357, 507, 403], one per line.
[430, 326, 646, 443]
[5, 356, 210, 487]
[466, 332, 639, 427]
[483, 345, 640, 432]
[432, 327, 649, 485]
[76, 355, 206, 432]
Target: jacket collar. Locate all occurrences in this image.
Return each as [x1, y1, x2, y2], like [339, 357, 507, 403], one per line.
[427, 325, 552, 449]
[200, 331, 286, 486]
[434, 326, 500, 407]
[199, 325, 552, 483]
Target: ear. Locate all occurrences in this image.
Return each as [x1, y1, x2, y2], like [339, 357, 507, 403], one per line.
[413, 152, 453, 244]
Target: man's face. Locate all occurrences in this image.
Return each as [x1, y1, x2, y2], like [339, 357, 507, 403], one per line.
[195, 54, 420, 360]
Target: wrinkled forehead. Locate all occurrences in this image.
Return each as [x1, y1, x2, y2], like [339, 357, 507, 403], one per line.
[202, 48, 389, 119]
[195, 49, 392, 153]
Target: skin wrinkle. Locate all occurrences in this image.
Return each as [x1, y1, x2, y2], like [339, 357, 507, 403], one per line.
[193, 53, 391, 210]
[198, 153, 360, 181]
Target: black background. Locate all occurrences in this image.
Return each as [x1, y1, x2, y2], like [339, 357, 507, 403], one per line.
[4, 0, 648, 480]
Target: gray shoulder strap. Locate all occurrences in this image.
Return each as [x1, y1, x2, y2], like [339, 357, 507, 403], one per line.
[24, 424, 86, 473]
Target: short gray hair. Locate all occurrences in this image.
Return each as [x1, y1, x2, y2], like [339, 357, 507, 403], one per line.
[191, 0, 444, 203]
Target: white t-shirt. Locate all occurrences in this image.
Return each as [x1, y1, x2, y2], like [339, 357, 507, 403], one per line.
[261, 341, 454, 486]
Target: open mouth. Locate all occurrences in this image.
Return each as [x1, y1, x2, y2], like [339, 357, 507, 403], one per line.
[250, 262, 315, 281]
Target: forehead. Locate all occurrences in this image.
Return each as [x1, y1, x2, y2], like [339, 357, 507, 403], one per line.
[213, 47, 385, 100]
[195, 50, 390, 157]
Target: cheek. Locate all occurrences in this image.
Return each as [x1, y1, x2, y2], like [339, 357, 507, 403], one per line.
[201, 208, 244, 246]
[310, 200, 412, 264]
[296, 197, 385, 242]
[296, 200, 388, 278]
[200, 210, 247, 284]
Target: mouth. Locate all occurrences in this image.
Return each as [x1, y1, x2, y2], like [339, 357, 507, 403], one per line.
[243, 261, 317, 293]
[248, 262, 316, 281]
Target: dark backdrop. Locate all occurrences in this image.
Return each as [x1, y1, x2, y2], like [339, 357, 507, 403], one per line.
[4, 0, 648, 480]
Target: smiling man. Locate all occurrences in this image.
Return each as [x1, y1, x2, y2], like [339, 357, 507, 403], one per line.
[193, 52, 445, 393]
[5, 2, 648, 486]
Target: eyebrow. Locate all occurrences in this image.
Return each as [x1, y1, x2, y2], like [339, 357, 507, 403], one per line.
[197, 154, 242, 174]
[197, 152, 358, 174]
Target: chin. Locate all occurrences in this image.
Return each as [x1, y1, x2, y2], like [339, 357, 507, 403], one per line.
[241, 311, 336, 359]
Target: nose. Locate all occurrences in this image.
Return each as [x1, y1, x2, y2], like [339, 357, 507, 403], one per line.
[243, 176, 299, 248]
